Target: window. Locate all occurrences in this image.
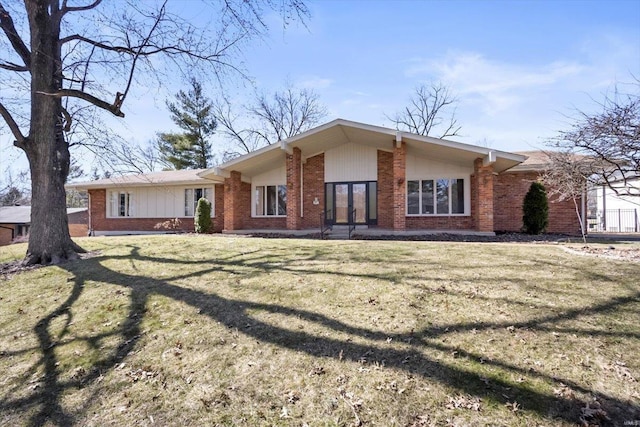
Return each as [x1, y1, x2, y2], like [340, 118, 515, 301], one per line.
[109, 191, 132, 217]
[255, 185, 286, 216]
[407, 178, 465, 215]
[185, 188, 213, 217]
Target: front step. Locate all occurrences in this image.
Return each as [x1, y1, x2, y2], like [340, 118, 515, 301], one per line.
[324, 225, 367, 240]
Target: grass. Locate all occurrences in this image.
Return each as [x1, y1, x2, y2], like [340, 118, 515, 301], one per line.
[0, 235, 639, 426]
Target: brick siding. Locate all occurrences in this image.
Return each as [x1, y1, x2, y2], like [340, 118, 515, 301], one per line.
[302, 153, 325, 229]
[474, 158, 495, 232]
[392, 142, 407, 230]
[494, 171, 583, 235]
[377, 150, 394, 229]
[84, 154, 584, 236]
[286, 147, 302, 229]
[0, 226, 14, 246]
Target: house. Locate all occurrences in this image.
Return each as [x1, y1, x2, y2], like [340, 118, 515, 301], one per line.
[0, 206, 88, 246]
[66, 119, 585, 237]
[588, 177, 639, 233]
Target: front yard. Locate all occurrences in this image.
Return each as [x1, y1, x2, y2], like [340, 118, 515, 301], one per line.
[1, 235, 638, 426]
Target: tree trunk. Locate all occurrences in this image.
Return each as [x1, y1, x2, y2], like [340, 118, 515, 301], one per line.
[21, 1, 84, 265]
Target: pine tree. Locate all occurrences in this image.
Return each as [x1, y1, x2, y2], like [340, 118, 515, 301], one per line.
[157, 78, 217, 169]
[522, 181, 549, 234]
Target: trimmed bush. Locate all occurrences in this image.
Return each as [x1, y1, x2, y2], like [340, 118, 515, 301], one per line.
[194, 197, 212, 234]
[522, 181, 549, 234]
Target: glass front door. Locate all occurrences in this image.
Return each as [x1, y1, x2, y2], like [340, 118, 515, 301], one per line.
[326, 182, 376, 225]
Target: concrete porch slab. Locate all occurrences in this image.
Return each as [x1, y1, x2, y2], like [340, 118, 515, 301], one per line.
[221, 228, 496, 237]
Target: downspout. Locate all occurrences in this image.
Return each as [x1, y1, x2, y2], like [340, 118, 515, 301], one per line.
[88, 192, 93, 236]
[582, 185, 587, 236]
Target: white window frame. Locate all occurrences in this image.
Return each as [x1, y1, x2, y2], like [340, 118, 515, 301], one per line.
[108, 191, 133, 218]
[184, 187, 214, 217]
[406, 178, 468, 216]
[253, 184, 287, 217]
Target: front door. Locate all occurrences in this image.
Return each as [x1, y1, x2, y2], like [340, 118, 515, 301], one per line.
[327, 182, 374, 225]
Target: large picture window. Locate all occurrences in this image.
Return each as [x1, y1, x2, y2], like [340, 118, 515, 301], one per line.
[109, 191, 133, 217]
[255, 185, 287, 216]
[185, 188, 213, 217]
[407, 178, 465, 215]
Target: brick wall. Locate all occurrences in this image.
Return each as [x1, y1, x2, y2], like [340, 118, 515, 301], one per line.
[214, 184, 224, 232]
[88, 188, 223, 234]
[406, 216, 475, 230]
[237, 181, 286, 229]
[302, 153, 325, 229]
[392, 142, 407, 230]
[494, 171, 583, 235]
[377, 150, 394, 229]
[474, 158, 495, 232]
[286, 147, 302, 229]
[0, 226, 14, 246]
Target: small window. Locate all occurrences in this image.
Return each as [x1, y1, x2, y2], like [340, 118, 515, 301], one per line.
[436, 179, 450, 214]
[256, 185, 287, 216]
[407, 180, 420, 215]
[110, 191, 132, 217]
[421, 180, 434, 214]
[451, 179, 464, 214]
[185, 188, 213, 217]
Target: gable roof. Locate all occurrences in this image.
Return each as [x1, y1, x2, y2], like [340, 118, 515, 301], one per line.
[199, 118, 526, 178]
[66, 168, 223, 190]
[0, 206, 87, 224]
[67, 119, 530, 190]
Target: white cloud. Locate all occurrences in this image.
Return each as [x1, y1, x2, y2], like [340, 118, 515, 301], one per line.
[296, 76, 334, 90]
[407, 52, 584, 116]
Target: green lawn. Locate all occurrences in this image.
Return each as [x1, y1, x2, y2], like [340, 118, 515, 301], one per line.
[1, 235, 638, 426]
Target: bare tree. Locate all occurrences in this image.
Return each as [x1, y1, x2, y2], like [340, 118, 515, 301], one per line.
[548, 81, 639, 197]
[0, 0, 308, 265]
[541, 151, 589, 243]
[97, 138, 172, 175]
[214, 84, 327, 160]
[0, 168, 31, 206]
[387, 82, 461, 139]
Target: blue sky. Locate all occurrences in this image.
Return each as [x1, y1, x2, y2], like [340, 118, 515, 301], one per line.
[1, 0, 639, 178]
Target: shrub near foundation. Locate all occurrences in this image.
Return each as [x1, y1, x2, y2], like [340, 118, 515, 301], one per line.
[194, 197, 212, 233]
[522, 181, 549, 234]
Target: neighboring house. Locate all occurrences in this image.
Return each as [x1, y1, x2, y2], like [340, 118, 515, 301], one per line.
[0, 206, 88, 246]
[66, 119, 585, 237]
[588, 177, 640, 233]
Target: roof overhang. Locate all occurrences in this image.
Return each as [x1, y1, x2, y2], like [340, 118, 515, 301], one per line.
[210, 119, 526, 176]
[66, 173, 224, 191]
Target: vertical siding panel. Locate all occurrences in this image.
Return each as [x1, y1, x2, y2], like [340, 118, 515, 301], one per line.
[325, 143, 377, 182]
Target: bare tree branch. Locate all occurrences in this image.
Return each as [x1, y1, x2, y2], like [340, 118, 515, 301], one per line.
[0, 99, 26, 146]
[547, 80, 640, 197]
[387, 82, 461, 139]
[0, 60, 29, 71]
[213, 84, 326, 160]
[60, 0, 102, 16]
[36, 89, 125, 117]
[0, 2, 31, 70]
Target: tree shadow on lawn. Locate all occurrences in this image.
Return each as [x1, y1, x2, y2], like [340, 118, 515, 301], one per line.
[1, 245, 639, 426]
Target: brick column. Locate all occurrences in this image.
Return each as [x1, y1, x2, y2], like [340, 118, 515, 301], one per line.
[88, 189, 106, 232]
[474, 158, 494, 232]
[223, 170, 243, 231]
[393, 142, 407, 231]
[286, 147, 302, 230]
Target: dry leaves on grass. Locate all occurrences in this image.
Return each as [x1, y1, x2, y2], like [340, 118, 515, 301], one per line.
[579, 400, 611, 426]
[603, 360, 636, 382]
[445, 394, 482, 411]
